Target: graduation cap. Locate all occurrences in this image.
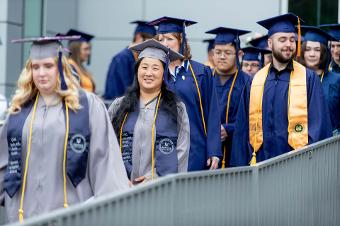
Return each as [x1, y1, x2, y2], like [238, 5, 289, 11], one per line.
[206, 27, 250, 67]
[203, 39, 215, 52]
[11, 35, 81, 90]
[130, 20, 156, 36]
[66, 29, 94, 42]
[242, 46, 271, 68]
[301, 25, 337, 46]
[148, 16, 197, 55]
[248, 35, 269, 49]
[319, 24, 340, 41]
[129, 39, 183, 85]
[206, 27, 250, 45]
[129, 38, 183, 62]
[242, 46, 271, 61]
[257, 13, 304, 56]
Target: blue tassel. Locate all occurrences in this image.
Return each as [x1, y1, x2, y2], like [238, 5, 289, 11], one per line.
[58, 51, 68, 90]
[180, 22, 186, 55]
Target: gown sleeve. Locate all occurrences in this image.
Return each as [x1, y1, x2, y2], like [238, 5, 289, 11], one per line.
[230, 80, 252, 167]
[0, 116, 9, 205]
[176, 102, 190, 172]
[306, 70, 332, 142]
[204, 66, 222, 159]
[86, 93, 129, 196]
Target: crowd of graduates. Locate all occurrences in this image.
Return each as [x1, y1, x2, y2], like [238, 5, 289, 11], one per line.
[0, 12, 339, 223]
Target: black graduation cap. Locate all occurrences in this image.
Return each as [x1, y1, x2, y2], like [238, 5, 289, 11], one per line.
[66, 29, 94, 42]
[301, 25, 336, 46]
[130, 20, 156, 36]
[11, 35, 81, 90]
[319, 24, 340, 41]
[148, 16, 197, 54]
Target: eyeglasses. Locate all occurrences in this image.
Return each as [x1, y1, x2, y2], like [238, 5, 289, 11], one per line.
[242, 62, 260, 68]
[214, 50, 236, 57]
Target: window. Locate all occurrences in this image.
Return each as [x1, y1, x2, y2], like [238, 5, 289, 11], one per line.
[289, 0, 338, 25]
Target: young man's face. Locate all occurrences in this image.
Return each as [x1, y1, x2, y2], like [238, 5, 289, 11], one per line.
[242, 60, 260, 76]
[213, 43, 237, 73]
[268, 32, 296, 63]
[330, 41, 340, 64]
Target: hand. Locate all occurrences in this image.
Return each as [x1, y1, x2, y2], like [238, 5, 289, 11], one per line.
[132, 176, 145, 185]
[221, 125, 228, 141]
[207, 156, 220, 170]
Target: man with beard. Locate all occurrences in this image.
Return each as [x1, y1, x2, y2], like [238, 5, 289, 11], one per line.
[205, 27, 250, 168]
[319, 24, 340, 73]
[230, 13, 332, 166]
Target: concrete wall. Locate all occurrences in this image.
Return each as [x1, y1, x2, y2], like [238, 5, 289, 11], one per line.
[0, 0, 289, 97]
[78, 0, 288, 95]
[0, 0, 23, 98]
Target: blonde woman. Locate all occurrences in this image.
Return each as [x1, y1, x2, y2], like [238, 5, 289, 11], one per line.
[0, 36, 129, 223]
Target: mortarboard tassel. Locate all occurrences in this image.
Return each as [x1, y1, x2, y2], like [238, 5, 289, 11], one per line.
[235, 32, 242, 69]
[58, 50, 68, 90]
[297, 17, 302, 57]
[180, 21, 186, 55]
[250, 151, 257, 166]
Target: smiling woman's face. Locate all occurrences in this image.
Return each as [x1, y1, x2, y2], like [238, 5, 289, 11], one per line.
[137, 57, 164, 93]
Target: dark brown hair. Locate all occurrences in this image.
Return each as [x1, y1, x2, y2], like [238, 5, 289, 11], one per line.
[299, 41, 328, 70]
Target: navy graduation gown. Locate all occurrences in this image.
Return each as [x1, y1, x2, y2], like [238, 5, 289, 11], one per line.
[215, 70, 250, 167]
[103, 48, 135, 100]
[320, 71, 340, 133]
[230, 63, 332, 166]
[168, 60, 221, 171]
[329, 60, 340, 74]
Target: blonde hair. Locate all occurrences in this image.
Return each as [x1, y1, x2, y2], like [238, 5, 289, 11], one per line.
[8, 55, 81, 114]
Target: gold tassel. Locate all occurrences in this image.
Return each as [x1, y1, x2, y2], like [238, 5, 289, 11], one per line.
[297, 17, 301, 57]
[18, 209, 24, 223]
[250, 151, 257, 166]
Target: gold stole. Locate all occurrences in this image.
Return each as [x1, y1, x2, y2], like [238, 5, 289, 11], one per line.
[249, 61, 308, 165]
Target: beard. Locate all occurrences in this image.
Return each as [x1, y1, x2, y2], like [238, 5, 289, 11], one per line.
[272, 46, 296, 64]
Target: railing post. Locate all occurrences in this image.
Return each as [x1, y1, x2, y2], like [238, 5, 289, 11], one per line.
[252, 166, 259, 226]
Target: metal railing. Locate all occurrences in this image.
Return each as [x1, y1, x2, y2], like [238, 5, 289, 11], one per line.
[1, 135, 339, 226]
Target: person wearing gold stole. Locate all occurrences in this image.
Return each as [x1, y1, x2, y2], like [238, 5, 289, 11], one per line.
[230, 13, 332, 167]
[0, 36, 129, 223]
